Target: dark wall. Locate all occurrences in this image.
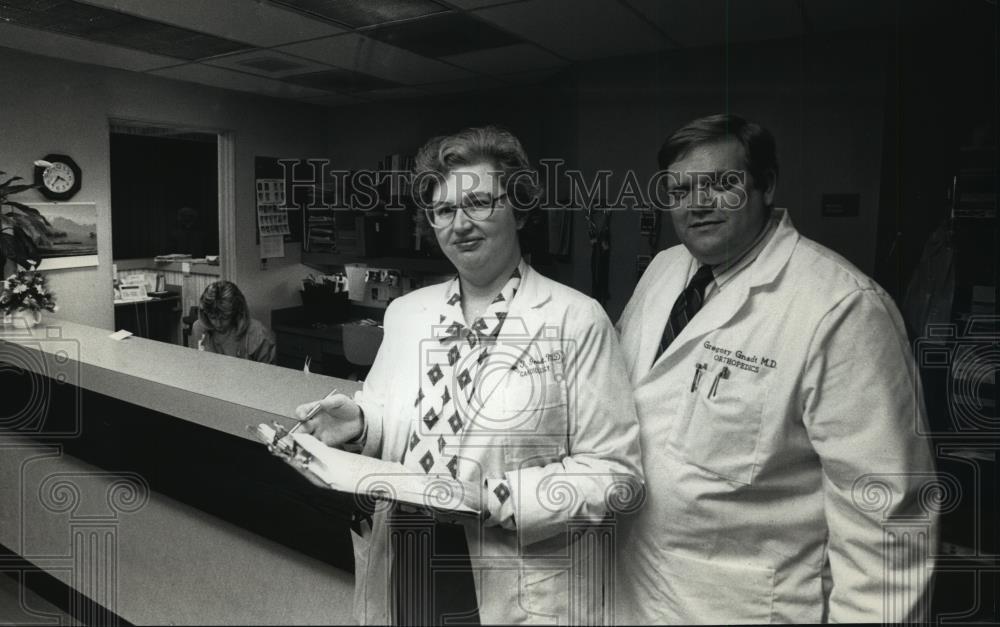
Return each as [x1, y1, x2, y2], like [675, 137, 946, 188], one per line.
[324, 33, 890, 319]
[110, 134, 219, 259]
[874, 1, 998, 299]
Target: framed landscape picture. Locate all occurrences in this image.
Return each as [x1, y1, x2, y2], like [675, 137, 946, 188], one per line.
[26, 202, 99, 269]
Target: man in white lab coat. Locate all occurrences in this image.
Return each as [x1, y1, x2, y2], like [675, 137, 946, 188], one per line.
[615, 114, 937, 623]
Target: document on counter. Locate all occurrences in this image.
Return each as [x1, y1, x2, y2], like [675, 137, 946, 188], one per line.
[253, 422, 479, 518]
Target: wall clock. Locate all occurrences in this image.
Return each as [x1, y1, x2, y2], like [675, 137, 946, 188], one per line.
[34, 153, 82, 201]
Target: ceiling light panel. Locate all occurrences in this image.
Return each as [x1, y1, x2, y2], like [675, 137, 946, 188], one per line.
[0, 19, 178, 71]
[475, 0, 669, 60]
[151, 62, 331, 98]
[365, 11, 522, 57]
[79, 0, 345, 47]
[276, 33, 473, 84]
[268, 0, 448, 28]
[281, 67, 401, 92]
[207, 50, 332, 78]
[441, 42, 565, 74]
[624, 0, 803, 47]
[0, 0, 250, 60]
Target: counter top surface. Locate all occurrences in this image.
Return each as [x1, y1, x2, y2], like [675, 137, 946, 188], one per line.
[116, 257, 221, 275]
[0, 317, 360, 439]
[113, 293, 180, 306]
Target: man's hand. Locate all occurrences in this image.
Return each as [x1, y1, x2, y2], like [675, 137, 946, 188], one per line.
[293, 394, 364, 447]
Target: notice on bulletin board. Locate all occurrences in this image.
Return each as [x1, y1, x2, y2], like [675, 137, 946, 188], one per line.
[255, 157, 303, 244]
[260, 234, 285, 259]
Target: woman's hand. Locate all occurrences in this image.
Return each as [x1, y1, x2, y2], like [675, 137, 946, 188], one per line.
[293, 394, 364, 447]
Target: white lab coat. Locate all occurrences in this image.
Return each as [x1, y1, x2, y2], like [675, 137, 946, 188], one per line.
[616, 209, 936, 624]
[351, 263, 643, 625]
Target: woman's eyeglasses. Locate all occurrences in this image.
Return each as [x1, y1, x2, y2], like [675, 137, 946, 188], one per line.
[425, 193, 508, 228]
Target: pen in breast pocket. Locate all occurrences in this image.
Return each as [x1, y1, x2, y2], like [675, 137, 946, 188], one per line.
[709, 367, 730, 398]
[293, 387, 340, 434]
[691, 363, 708, 392]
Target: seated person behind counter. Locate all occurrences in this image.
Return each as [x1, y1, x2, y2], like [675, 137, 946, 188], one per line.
[191, 280, 276, 364]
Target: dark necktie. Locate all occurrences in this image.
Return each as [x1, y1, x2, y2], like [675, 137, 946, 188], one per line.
[657, 264, 714, 359]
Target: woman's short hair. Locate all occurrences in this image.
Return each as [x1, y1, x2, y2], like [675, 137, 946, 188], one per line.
[198, 280, 250, 336]
[657, 114, 779, 198]
[413, 125, 540, 212]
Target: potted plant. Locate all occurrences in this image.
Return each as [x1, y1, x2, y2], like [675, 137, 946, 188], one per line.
[1, 163, 58, 326]
[1, 164, 53, 273]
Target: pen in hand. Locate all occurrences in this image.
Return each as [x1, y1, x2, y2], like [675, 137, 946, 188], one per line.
[290, 387, 340, 435]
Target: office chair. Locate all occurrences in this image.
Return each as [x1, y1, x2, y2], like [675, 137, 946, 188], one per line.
[341, 323, 384, 381]
[182, 306, 199, 348]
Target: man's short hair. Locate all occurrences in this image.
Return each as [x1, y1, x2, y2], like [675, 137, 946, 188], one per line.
[657, 114, 779, 194]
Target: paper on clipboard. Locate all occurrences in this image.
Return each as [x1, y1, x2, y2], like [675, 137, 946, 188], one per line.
[254, 424, 478, 517]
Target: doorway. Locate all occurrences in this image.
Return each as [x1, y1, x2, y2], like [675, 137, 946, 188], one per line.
[108, 120, 234, 346]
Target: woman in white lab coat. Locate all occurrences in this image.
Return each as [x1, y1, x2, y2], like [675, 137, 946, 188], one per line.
[295, 126, 643, 625]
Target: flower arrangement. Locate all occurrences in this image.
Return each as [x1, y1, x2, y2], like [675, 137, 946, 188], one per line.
[1, 270, 57, 314]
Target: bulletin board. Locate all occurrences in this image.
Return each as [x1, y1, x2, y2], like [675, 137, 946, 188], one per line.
[254, 156, 303, 245]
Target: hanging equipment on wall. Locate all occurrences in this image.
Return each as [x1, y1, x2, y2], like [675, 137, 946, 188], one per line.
[588, 202, 611, 306]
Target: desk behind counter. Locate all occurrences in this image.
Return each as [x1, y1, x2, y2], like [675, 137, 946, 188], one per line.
[0, 318, 360, 624]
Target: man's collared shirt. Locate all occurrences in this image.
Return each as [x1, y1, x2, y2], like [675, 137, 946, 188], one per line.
[691, 210, 781, 304]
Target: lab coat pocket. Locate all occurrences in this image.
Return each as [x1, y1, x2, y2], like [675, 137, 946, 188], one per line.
[648, 549, 774, 624]
[680, 365, 765, 485]
[520, 567, 570, 624]
[499, 368, 567, 426]
[500, 374, 568, 469]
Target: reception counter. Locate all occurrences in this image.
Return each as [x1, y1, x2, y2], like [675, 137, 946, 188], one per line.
[0, 317, 360, 624]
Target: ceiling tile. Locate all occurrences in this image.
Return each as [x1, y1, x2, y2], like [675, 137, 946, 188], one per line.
[150, 63, 332, 99]
[365, 11, 522, 57]
[357, 86, 431, 101]
[268, 0, 448, 28]
[475, 0, 670, 60]
[276, 33, 473, 84]
[282, 67, 400, 92]
[441, 0, 528, 9]
[498, 67, 564, 85]
[79, 0, 345, 47]
[0, 0, 250, 60]
[300, 93, 367, 107]
[801, 0, 941, 32]
[207, 50, 332, 78]
[0, 20, 180, 71]
[624, 0, 803, 47]
[416, 75, 506, 93]
[440, 42, 565, 74]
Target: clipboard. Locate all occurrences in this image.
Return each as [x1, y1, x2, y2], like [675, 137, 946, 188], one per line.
[253, 422, 480, 519]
